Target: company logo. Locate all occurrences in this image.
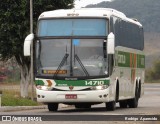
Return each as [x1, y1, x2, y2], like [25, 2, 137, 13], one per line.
[69, 86, 74, 90]
[118, 54, 126, 64]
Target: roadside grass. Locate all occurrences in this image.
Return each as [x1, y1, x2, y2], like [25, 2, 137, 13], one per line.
[145, 79, 160, 83]
[1, 89, 39, 106]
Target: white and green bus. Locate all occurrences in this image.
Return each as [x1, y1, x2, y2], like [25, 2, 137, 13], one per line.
[24, 8, 145, 111]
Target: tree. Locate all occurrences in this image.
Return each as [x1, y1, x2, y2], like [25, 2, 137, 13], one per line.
[0, 0, 74, 97]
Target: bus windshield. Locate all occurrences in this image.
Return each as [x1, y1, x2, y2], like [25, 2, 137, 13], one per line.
[36, 18, 108, 79]
[38, 19, 107, 37]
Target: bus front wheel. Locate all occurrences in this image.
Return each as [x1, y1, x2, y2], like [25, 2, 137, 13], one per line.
[48, 103, 58, 111]
[105, 101, 116, 111]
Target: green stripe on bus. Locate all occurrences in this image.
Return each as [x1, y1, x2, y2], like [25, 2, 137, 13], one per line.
[116, 50, 145, 68]
[55, 80, 110, 86]
[117, 51, 130, 67]
[137, 54, 145, 68]
[35, 80, 45, 85]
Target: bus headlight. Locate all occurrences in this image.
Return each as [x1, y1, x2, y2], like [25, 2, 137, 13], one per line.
[91, 85, 109, 90]
[36, 85, 52, 91]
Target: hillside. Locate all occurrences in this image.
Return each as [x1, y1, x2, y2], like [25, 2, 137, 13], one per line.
[87, 0, 160, 33]
[87, 0, 160, 68]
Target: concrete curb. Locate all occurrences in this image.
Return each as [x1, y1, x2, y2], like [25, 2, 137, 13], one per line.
[0, 106, 47, 112]
[0, 104, 71, 112]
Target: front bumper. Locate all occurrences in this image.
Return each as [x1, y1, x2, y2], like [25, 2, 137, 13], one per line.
[36, 89, 109, 103]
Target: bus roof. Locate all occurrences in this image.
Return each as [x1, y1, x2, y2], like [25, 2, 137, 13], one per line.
[39, 8, 142, 27]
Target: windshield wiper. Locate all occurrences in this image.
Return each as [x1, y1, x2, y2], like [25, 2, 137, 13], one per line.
[75, 54, 89, 76]
[54, 53, 69, 77]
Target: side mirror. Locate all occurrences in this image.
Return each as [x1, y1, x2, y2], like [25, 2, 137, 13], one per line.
[107, 32, 115, 54]
[24, 34, 34, 56]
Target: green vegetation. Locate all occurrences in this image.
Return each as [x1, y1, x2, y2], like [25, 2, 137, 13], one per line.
[145, 59, 160, 83]
[0, 0, 74, 97]
[1, 90, 39, 106]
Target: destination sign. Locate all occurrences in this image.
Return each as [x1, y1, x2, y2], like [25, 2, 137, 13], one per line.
[42, 70, 67, 74]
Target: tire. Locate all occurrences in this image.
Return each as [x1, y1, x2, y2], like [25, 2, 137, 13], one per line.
[48, 103, 58, 111]
[119, 100, 128, 108]
[105, 82, 118, 111]
[128, 84, 139, 108]
[116, 82, 119, 102]
[138, 82, 141, 98]
[105, 101, 116, 111]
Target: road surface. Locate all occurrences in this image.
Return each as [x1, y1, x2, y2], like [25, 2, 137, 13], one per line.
[0, 83, 160, 124]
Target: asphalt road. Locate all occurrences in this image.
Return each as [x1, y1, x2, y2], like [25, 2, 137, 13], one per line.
[0, 83, 160, 124]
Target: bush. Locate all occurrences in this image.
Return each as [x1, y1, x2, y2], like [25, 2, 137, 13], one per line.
[146, 59, 160, 82]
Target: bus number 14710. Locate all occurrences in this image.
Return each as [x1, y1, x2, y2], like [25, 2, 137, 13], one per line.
[85, 81, 105, 86]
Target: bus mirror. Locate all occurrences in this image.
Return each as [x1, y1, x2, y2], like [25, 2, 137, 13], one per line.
[24, 33, 34, 56]
[107, 32, 115, 54]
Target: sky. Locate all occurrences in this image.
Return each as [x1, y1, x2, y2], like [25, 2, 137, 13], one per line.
[74, 0, 113, 8]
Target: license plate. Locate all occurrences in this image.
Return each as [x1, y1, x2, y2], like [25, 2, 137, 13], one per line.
[65, 94, 77, 99]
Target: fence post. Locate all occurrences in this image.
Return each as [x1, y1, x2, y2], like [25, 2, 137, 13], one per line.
[0, 90, 2, 107]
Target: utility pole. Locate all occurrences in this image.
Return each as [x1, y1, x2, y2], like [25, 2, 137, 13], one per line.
[30, 0, 34, 101]
[30, 0, 33, 33]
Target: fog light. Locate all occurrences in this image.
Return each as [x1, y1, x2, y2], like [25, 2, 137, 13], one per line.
[103, 94, 107, 98]
[99, 95, 102, 98]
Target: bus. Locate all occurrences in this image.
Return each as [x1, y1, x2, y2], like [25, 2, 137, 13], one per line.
[24, 8, 145, 111]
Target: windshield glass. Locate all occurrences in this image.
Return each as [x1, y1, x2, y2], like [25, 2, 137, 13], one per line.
[36, 39, 108, 78]
[36, 18, 108, 79]
[38, 19, 107, 36]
